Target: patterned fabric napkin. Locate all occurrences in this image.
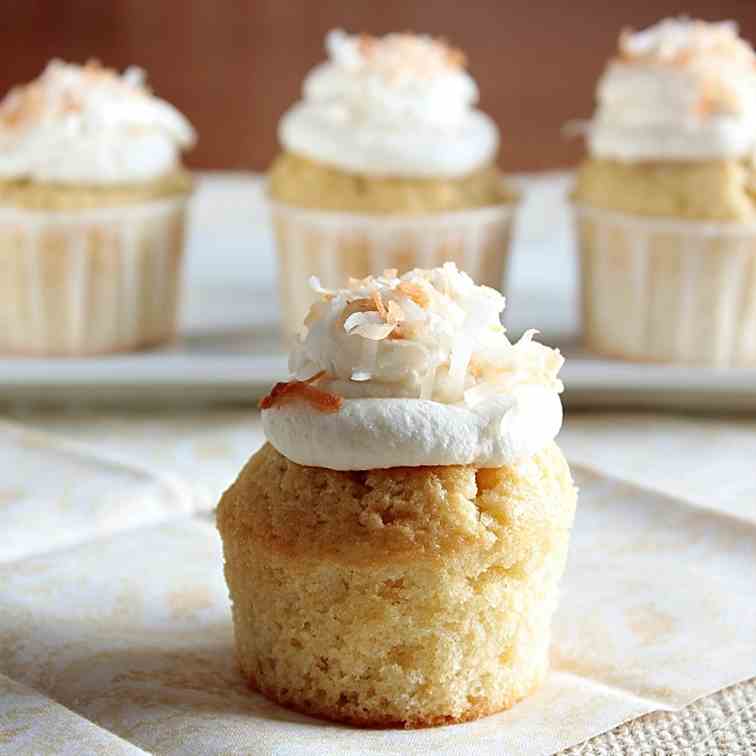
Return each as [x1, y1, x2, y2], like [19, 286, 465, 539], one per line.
[1, 414, 755, 755]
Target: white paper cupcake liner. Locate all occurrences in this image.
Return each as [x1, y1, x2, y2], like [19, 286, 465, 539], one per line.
[574, 203, 756, 366]
[0, 197, 189, 356]
[270, 202, 515, 338]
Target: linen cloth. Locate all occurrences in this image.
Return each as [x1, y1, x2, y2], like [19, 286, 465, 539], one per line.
[1, 408, 755, 755]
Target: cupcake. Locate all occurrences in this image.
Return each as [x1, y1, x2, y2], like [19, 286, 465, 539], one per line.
[268, 30, 516, 338]
[573, 18, 756, 365]
[0, 60, 195, 356]
[217, 263, 577, 727]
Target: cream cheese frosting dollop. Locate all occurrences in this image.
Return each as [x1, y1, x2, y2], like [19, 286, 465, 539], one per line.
[0, 60, 195, 184]
[279, 30, 499, 177]
[587, 18, 756, 161]
[262, 264, 564, 470]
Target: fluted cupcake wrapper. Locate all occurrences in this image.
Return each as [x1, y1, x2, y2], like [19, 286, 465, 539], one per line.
[270, 201, 515, 339]
[0, 197, 189, 356]
[574, 204, 756, 366]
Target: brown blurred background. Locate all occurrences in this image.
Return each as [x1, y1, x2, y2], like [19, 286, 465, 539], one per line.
[4, 1, 756, 173]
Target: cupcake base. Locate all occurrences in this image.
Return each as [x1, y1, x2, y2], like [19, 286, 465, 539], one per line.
[0, 196, 189, 356]
[574, 203, 756, 366]
[245, 668, 544, 729]
[217, 442, 576, 728]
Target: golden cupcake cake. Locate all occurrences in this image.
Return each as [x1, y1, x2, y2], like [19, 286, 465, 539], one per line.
[217, 263, 577, 727]
[268, 30, 516, 337]
[573, 18, 756, 365]
[0, 60, 195, 356]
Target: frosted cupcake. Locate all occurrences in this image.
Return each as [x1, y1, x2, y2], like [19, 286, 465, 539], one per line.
[269, 31, 516, 337]
[0, 61, 195, 356]
[217, 263, 577, 727]
[573, 19, 756, 365]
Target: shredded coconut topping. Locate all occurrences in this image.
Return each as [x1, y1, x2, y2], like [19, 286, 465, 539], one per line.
[328, 29, 466, 81]
[277, 29, 497, 177]
[619, 18, 754, 66]
[0, 59, 195, 184]
[289, 263, 564, 407]
[0, 60, 193, 140]
[586, 18, 756, 161]
[617, 18, 756, 117]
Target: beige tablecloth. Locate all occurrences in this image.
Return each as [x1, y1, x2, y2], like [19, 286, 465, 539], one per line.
[1, 407, 755, 755]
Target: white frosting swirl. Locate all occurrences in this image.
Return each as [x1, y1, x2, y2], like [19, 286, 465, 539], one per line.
[262, 264, 564, 470]
[587, 19, 756, 161]
[0, 60, 195, 184]
[279, 30, 498, 177]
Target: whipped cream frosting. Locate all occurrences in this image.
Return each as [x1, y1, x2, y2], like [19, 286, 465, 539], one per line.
[587, 18, 756, 161]
[278, 30, 499, 177]
[262, 264, 564, 470]
[0, 60, 195, 184]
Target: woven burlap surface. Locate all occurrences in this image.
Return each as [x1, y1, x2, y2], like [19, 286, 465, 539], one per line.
[562, 678, 756, 755]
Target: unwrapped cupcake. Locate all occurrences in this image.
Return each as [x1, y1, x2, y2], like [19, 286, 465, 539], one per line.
[269, 30, 516, 337]
[217, 263, 577, 727]
[573, 18, 756, 365]
[0, 60, 195, 356]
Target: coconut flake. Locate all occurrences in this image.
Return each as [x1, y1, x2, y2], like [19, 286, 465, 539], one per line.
[447, 336, 473, 399]
[344, 311, 396, 340]
[386, 299, 405, 325]
[464, 382, 500, 407]
[419, 365, 437, 400]
[287, 264, 564, 404]
[351, 337, 379, 381]
[397, 281, 431, 309]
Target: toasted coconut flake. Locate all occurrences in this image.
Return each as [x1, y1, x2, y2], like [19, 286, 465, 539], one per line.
[348, 275, 375, 289]
[344, 30, 466, 78]
[444, 42, 467, 69]
[398, 281, 431, 309]
[345, 297, 377, 313]
[383, 268, 398, 279]
[358, 33, 376, 57]
[696, 77, 741, 114]
[386, 299, 405, 325]
[372, 290, 387, 319]
[338, 298, 377, 325]
[302, 370, 326, 384]
[0, 59, 167, 131]
[617, 18, 755, 69]
[468, 358, 484, 378]
[259, 379, 342, 413]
